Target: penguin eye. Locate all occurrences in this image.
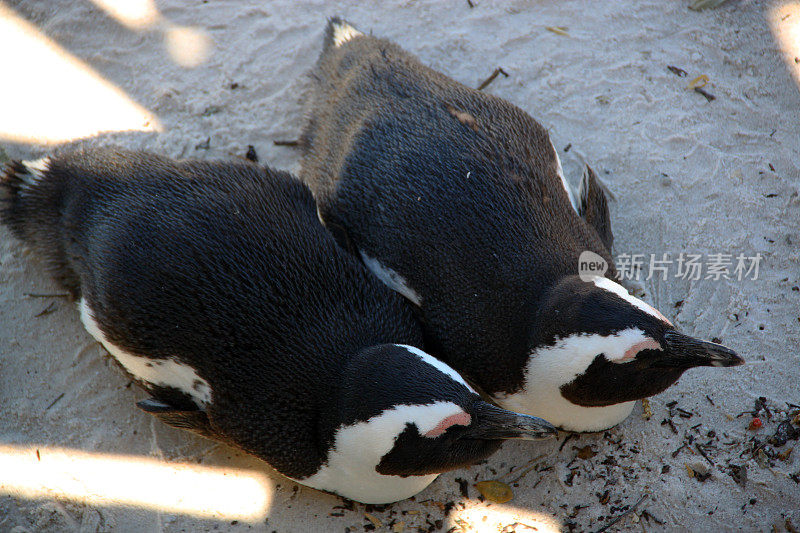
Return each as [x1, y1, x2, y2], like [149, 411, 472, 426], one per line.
[422, 411, 472, 438]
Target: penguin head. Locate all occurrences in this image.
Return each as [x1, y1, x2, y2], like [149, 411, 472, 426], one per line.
[523, 275, 743, 419]
[308, 344, 556, 503]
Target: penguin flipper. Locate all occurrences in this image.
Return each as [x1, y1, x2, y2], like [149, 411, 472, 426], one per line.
[578, 165, 614, 252]
[136, 398, 219, 441]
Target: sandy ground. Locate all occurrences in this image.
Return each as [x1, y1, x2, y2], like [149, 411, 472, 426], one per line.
[1, 0, 799, 531]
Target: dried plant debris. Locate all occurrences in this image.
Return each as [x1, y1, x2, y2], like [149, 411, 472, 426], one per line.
[34, 301, 57, 317]
[245, 145, 258, 162]
[738, 398, 800, 471]
[195, 136, 211, 150]
[273, 139, 300, 147]
[545, 26, 570, 37]
[687, 74, 708, 89]
[728, 463, 748, 486]
[594, 495, 648, 533]
[689, 0, 730, 10]
[685, 461, 712, 482]
[474, 480, 514, 503]
[45, 392, 65, 410]
[574, 445, 598, 460]
[477, 67, 509, 90]
[694, 87, 716, 102]
[455, 395, 796, 531]
[667, 65, 688, 77]
[201, 104, 223, 117]
[455, 477, 470, 499]
[642, 398, 653, 420]
[364, 512, 382, 529]
[769, 417, 800, 447]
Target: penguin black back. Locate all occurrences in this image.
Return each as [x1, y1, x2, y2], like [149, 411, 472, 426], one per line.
[1, 147, 557, 502]
[301, 20, 613, 394]
[299, 19, 742, 431]
[3, 148, 418, 476]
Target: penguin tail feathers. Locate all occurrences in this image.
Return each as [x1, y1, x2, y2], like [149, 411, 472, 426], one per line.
[1, 155, 82, 295]
[323, 17, 363, 52]
[303, 17, 364, 152]
[0, 157, 52, 241]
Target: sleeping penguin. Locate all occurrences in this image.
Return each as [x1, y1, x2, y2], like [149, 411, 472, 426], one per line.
[0, 148, 557, 503]
[298, 18, 744, 432]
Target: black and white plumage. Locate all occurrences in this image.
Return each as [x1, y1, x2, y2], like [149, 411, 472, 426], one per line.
[0, 148, 556, 503]
[299, 19, 744, 432]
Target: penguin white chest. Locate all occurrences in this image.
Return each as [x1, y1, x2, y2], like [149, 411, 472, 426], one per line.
[298, 401, 465, 503]
[78, 299, 212, 408]
[496, 331, 648, 432]
[498, 382, 635, 433]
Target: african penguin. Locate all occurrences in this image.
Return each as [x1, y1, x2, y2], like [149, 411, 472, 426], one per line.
[298, 18, 744, 432]
[0, 148, 557, 503]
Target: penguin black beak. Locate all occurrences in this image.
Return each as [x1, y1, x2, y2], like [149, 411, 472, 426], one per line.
[468, 402, 558, 441]
[657, 330, 744, 368]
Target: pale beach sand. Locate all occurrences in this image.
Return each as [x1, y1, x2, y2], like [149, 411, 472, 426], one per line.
[1, 1, 798, 531]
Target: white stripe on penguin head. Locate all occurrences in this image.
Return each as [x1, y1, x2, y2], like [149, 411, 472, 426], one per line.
[591, 276, 672, 325]
[396, 344, 475, 392]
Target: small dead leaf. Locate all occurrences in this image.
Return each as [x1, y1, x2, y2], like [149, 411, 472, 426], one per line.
[642, 398, 653, 420]
[754, 448, 770, 468]
[686, 462, 711, 481]
[545, 26, 570, 36]
[393, 520, 406, 532]
[687, 74, 709, 89]
[778, 447, 793, 462]
[729, 464, 747, 486]
[574, 445, 597, 460]
[475, 480, 514, 503]
[364, 512, 382, 528]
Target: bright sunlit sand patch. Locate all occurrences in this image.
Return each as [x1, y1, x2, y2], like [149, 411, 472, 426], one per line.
[87, 0, 212, 68]
[88, 0, 159, 30]
[770, 3, 800, 88]
[0, 444, 273, 521]
[0, 3, 161, 144]
[450, 504, 562, 532]
[164, 24, 213, 68]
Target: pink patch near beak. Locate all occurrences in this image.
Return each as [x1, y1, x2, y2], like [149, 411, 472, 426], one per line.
[423, 411, 472, 438]
[619, 339, 663, 362]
